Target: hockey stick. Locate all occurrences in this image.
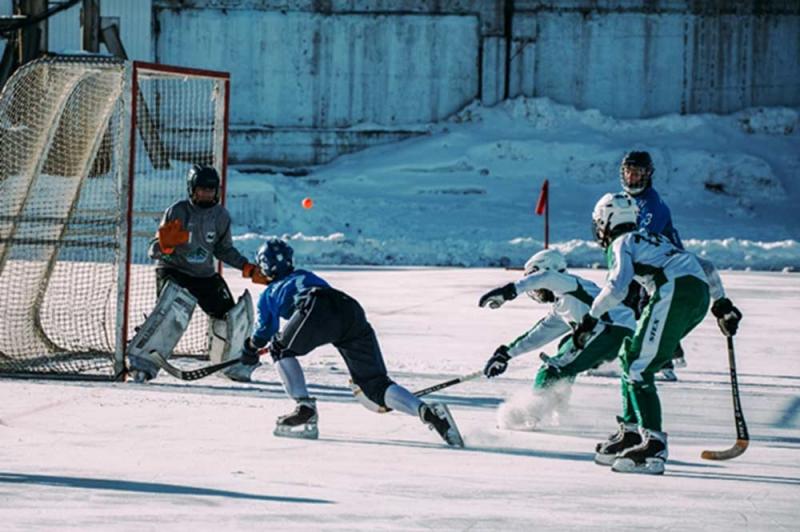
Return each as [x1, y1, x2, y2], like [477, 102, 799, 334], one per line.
[413, 370, 485, 398]
[353, 370, 485, 413]
[144, 346, 271, 382]
[701, 336, 749, 460]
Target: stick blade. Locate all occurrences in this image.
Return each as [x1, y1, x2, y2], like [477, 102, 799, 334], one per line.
[701, 439, 749, 461]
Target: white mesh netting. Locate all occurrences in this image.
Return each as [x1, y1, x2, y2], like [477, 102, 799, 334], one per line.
[0, 55, 228, 378]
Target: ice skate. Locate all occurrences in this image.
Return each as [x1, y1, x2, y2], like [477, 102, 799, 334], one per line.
[129, 369, 153, 383]
[127, 352, 160, 383]
[657, 368, 678, 382]
[611, 429, 668, 475]
[594, 420, 642, 466]
[274, 398, 319, 440]
[419, 402, 464, 448]
[223, 361, 261, 383]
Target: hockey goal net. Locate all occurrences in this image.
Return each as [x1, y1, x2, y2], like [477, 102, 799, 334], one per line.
[0, 55, 229, 379]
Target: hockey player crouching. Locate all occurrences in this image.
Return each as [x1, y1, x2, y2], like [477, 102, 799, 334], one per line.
[127, 165, 268, 383]
[478, 249, 635, 429]
[239, 238, 464, 446]
[574, 193, 742, 475]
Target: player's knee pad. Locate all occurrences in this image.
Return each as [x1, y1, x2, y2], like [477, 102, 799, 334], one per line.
[351, 375, 392, 411]
[127, 281, 197, 376]
[208, 290, 253, 364]
[269, 338, 290, 362]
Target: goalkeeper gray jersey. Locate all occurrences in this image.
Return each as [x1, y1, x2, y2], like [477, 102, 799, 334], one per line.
[507, 271, 636, 357]
[148, 200, 248, 278]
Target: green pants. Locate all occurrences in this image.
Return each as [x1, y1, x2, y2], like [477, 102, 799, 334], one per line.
[619, 275, 710, 431]
[534, 324, 632, 390]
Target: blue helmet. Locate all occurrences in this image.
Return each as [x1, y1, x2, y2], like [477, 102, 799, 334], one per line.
[256, 238, 294, 280]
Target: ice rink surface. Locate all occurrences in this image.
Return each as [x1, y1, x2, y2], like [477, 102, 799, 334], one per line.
[1, 268, 798, 530]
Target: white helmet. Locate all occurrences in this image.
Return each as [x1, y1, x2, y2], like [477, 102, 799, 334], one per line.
[524, 249, 567, 276]
[523, 249, 567, 303]
[592, 193, 639, 247]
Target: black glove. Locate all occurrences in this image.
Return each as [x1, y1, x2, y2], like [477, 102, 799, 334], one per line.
[711, 298, 742, 337]
[572, 314, 598, 350]
[479, 283, 517, 309]
[240, 337, 260, 366]
[484, 345, 512, 378]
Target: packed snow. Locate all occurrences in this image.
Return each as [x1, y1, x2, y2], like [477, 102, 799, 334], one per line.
[225, 98, 800, 271]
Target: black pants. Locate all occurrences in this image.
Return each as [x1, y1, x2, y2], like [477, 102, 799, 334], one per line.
[273, 287, 394, 406]
[156, 268, 235, 319]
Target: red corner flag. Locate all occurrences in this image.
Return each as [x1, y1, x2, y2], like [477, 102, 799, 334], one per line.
[535, 179, 549, 216]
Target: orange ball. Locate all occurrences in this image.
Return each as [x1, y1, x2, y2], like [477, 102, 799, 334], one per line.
[301, 197, 314, 209]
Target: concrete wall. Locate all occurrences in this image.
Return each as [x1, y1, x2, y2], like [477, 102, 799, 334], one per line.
[47, 0, 153, 60]
[510, 1, 800, 117]
[153, 2, 485, 165]
[38, 0, 800, 165]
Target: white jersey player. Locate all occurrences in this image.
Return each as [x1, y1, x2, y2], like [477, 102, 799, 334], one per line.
[478, 249, 635, 428]
[576, 193, 742, 475]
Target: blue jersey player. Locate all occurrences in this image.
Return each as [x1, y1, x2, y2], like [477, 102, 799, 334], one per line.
[238, 238, 464, 447]
[620, 151, 683, 249]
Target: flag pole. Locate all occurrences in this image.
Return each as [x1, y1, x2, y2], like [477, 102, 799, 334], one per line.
[535, 179, 549, 249]
[545, 185, 549, 248]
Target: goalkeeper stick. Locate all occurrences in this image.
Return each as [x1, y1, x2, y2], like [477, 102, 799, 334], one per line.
[701, 336, 749, 460]
[145, 346, 271, 382]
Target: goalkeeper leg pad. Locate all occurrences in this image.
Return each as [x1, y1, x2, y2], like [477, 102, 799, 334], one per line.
[127, 281, 197, 380]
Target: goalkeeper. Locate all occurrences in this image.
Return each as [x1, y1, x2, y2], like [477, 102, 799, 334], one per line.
[128, 165, 267, 382]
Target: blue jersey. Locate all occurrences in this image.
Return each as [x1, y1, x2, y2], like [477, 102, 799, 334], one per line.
[252, 269, 330, 345]
[633, 187, 683, 249]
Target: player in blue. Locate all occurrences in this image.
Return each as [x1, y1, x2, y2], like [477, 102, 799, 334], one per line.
[619, 151, 685, 380]
[237, 238, 464, 447]
[620, 151, 683, 249]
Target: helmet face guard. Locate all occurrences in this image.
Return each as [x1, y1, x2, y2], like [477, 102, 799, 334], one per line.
[619, 151, 653, 196]
[592, 218, 607, 247]
[592, 193, 639, 248]
[522, 249, 566, 304]
[187, 165, 221, 208]
[256, 238, 295, 281]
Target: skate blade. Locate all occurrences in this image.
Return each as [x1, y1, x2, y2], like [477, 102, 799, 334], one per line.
[273, 424, 319, 440]
[610, 457, 665, 475]
[593, 452, 618, 466]
[431, 403, 465, 448]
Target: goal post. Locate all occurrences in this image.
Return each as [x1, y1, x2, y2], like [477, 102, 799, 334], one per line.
[0, 54, 230, 380]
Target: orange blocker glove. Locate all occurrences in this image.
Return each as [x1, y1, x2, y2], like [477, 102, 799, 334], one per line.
[242, 262, 269, 285]
[157, 219, 190, 255]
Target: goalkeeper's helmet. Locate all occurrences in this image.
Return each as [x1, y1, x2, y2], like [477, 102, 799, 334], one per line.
[592, 193, 639, 248]
[619, 151, 653, 196]
[187, 165, 221, 208]
[523, 249, 567, 303]
[256, 238, 295, 280]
